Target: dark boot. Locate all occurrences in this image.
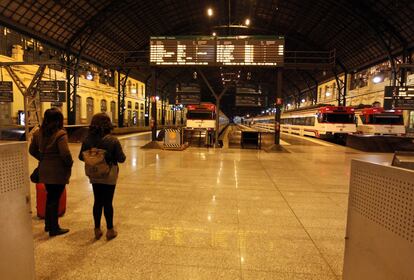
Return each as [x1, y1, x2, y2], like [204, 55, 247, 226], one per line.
[49, 228, 69, 237]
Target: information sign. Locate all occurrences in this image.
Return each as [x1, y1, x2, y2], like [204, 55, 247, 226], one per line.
[38, 81, 66, 102]
[236, 85, 261, 94]
[0, 81, 13, 102]
[176, 93, 201, 105]
[384, 86, 414, 110]
[150, 36, 284, 67]
[236, 95, 266, 107]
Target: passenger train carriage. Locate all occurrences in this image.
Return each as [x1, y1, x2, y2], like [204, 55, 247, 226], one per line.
[355, 107, 405, 136]
[248, 105, 357, 139]
[186, 103, 229, 133]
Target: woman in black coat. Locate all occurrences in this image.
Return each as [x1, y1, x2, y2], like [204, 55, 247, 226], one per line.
[29, 108, 73, 237]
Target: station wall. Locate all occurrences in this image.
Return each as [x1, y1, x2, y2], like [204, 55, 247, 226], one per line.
[0, 52, 182, 127]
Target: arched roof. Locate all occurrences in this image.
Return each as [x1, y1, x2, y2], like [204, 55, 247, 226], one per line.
[1, 0, 413, 98]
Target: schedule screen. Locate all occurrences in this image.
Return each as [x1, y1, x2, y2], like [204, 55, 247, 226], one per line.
[150, 36, 284, 67]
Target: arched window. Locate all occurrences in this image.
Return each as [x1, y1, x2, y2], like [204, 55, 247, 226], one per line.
[110, 101, 116, 123]
[75, 95, 81, 124]
[86, 97, 94, 123]
[101, 99, 107, 112]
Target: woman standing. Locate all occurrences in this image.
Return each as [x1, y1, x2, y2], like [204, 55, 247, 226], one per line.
[79, 113, 126, 240]
[29, 108, 73, 237]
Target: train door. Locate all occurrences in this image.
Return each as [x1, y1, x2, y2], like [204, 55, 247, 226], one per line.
[86, 97, 94, 124]
[110, 101, 116, 124]
[0, 102, 11, 125]
[408, 111, 414, 134]
[75, 95, 81, 124]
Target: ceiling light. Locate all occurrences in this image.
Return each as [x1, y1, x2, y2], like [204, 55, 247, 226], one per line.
[207, 8, 213, 17]
[372, 74, 384, 84]
[245, 18, 250, 26]
[86, 72, 93, 81]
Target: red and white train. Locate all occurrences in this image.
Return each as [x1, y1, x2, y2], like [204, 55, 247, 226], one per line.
[247, 105, 357, 139]
[186, 103, 229, 132]
[247, 105, 406, 138]
[355, 107, 405, 135]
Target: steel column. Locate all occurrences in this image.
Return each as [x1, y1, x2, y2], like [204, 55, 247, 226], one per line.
[275, 70, 283, 145]
[151, 69, 158, 141]
[117, 70, 130, 128]
[65, 55, 79, 125]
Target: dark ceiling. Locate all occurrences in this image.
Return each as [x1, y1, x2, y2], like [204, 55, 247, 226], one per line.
[1, 0, 414, 114]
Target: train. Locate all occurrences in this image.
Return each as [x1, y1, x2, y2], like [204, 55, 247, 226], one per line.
[355, 107, 405, 135]
[247, 104, 406, 138]
[185, 103, 229, 133]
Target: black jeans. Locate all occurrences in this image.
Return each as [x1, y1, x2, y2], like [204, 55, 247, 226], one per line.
[92, 184, 116, 229]
[45, 184, 66, 231]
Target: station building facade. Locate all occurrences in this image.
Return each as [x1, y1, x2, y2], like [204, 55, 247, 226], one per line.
[0, 27, 183, 127]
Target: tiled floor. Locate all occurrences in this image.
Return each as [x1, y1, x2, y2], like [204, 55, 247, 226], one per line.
[30, 131, 392, 279]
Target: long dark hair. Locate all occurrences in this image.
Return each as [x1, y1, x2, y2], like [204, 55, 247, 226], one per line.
[89, 113, 113, 137]
[40, 108, 64, 137]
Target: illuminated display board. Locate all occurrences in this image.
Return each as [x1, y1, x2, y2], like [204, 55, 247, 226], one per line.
[150, 37, 215, 66]
[384, 86, 414, 110]
[150, 36, 284, 67]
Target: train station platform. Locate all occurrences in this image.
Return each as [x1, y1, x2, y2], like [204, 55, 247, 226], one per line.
[28, 132, 392, 279]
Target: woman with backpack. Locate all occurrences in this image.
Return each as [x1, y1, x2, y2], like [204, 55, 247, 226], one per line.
[29, 108, 73, 237]
[79, 113, 126, 240]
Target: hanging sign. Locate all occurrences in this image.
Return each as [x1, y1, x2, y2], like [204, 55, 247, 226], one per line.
[0, 81, 13, 102]
[236, 95, 267, 107]
[176, 93, 201, 105]
[38, 80, 66, 102]
[384, 86, 414, 110]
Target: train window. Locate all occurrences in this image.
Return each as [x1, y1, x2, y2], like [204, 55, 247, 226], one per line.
[310, 117, 315, 126]
[371, 115, 403, 125]
[360, 115, 367, 124]
[187, 111, 214, 120]
[320, 113, 355, 123]
[305, 117, 312, 126]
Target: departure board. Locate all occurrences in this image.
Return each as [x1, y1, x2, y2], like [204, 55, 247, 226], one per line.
[384, 86, 414, 110]
[150, 36, 284, 67]
[150, 37, 215, 65]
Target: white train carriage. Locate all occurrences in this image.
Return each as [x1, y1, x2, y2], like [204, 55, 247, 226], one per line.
[355, 107, 405, 135]
[249, 105, 357, 138]
[281, 106, 356, 138]
[186, 103, 229, 133]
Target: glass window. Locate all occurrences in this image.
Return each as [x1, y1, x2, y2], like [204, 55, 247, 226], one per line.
[86, 97, 94, 123]
[320, 113, 355, 123]
[101, 99, 107, 112]
[187, 111, 215, 120]
[371, 115, 403, 125]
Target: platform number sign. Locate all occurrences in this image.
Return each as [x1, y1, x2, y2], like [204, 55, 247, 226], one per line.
[0, 81, 13, 102]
